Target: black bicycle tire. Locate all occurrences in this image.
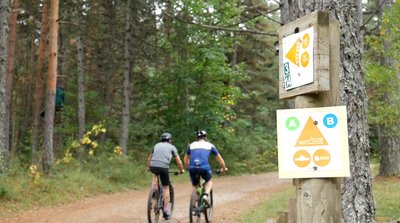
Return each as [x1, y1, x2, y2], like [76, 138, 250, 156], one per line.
[204, 189, 214, 222]
[147, 188, 160, 223]
[189, 190, 201, 223]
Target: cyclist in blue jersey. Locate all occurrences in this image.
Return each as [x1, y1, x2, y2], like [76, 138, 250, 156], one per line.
[147, 132, 184, 219]
[184, 130, 228, 205]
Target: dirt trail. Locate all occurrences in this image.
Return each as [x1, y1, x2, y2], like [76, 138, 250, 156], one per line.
[1, 172, 290, 223]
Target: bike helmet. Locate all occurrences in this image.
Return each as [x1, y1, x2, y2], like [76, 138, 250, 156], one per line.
[196, 130, 207, 138]
[160, 132, 172, 142]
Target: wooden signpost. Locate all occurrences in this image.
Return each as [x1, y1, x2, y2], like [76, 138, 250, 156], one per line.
[277, 11, 345, 223]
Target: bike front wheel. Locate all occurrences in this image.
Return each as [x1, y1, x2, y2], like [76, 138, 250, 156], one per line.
[189, 190, 201, 223]
[204, 190, 214, 223]
[147, 188, 160, 223]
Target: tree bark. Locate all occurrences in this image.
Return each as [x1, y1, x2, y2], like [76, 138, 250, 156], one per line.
[32, 0, 48, 165]
[0, 0, 10, 173]
[284, 1, 375, 222]
[6, 0, 19, 160]
[379, 126, 400, 176]
[43, 0, 59, 172]
[77, 36, 86, 140]
[120, 0, 133, 154]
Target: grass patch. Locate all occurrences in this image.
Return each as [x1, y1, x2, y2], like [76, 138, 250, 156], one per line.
[0, 155, 154, 218]
[238, 172, 400, 223]
[374, 176, 400, 222]
[236, 185, 294, 223]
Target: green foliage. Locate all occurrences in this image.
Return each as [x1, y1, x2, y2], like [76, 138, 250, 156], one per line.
[0, 155, 151, 217]
[5, 0, 283, 214]
[0, 185, 7, 199]
[365, 0, 400, 157]
[365, 64, 400, 127]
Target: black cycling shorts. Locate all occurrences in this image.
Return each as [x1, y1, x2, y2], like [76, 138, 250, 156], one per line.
[189, 167, 212, 186]
[150, 166, 170, 186]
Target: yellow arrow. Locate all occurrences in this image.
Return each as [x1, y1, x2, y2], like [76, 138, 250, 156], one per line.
[285, 38, 300, 66]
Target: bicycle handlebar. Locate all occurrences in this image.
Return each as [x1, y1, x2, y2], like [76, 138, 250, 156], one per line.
[169, 170, 180, 176]
[147, 169, 184, 176]
[214, 168, 228, 174]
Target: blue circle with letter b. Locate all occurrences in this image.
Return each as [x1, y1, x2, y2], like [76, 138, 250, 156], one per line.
[323, 114, 338, 128]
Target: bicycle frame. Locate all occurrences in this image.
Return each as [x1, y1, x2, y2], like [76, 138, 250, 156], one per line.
[147, 170, 178, 223]
[189, 174, 214, 223]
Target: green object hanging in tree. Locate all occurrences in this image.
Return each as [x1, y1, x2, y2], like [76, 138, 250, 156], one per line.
[55, 87, 64, 111]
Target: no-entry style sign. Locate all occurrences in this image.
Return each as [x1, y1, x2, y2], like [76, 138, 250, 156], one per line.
[282, 27, 314, 90]
[276, 106, 350, 179]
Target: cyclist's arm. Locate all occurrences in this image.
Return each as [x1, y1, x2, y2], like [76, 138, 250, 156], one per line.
[175, 155, 184, 173]
[184, 153, 190, 169]
[215, 154, 228, 172]
[147, 153, 152, 169]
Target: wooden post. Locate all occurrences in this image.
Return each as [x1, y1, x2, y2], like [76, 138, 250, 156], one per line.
[278, 11, 341, 222]
[288, 198, 297, 223]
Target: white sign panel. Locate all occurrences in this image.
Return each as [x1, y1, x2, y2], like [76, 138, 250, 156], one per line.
[282, 27, 314, 90]
[276, 106, 350, 179]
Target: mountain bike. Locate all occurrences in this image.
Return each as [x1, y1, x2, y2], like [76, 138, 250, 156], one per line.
[147, 171, 178, 223]
[189, 170, 222, 223]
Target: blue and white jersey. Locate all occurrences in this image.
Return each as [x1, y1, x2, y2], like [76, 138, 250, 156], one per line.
[186, 140, 219, 168]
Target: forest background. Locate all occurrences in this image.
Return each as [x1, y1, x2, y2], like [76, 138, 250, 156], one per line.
[0, 0, 399, 222]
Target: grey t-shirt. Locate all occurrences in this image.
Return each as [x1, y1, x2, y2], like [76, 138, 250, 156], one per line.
[149, 142, 178, 168]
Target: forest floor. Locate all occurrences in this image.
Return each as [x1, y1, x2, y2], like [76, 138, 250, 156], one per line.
[0, 172, 290, 223]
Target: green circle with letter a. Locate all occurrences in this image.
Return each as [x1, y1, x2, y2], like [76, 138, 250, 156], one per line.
[285, 117, 300, 131]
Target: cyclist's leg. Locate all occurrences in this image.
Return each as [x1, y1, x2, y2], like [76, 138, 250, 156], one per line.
[189, 168, 201, 191]
[201, 167, 213, 195]
[158, 168, 171, 211]
[149, 166, 159, 189]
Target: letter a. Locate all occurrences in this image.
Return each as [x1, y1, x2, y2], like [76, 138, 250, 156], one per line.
[288, 120, 298, 128]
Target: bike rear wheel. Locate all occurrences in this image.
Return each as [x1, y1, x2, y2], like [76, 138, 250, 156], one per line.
[189, 190, 201, 223]
[147, 188, 160, 223]
[204, 190, 214, 223]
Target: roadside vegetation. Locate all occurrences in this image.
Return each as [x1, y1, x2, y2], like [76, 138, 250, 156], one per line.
[237, 161, 400, 223]
[0, 132, 276, 218]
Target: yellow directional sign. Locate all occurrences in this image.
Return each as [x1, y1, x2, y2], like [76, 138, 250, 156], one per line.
[276, 106, 350, 179]
[282, 27, 314, 90]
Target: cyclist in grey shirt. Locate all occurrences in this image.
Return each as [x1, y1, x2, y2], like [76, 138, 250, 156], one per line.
[147, 132, 184, 220]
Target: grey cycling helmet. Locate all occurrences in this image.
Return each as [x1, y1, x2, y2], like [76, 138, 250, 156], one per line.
[160, 132, 172, 142]
[196, 130, 207, 138]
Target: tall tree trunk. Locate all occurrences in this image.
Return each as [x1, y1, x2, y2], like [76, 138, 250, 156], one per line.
[284, 1, 375, 222]
[379, 126, 400, 176]
[77, 36, 86, 140]
[119, 0, 133, 154]
[0, 0, 10, 173]
[99, 1, 117, 143]
[6, 0, 19, 160]
[43, 0, 59, 172]
[32, 0, 48, 165]
[354, 0, 363, 35]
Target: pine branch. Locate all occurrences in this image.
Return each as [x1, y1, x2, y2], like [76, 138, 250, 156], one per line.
[164, 12, 277, 36]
